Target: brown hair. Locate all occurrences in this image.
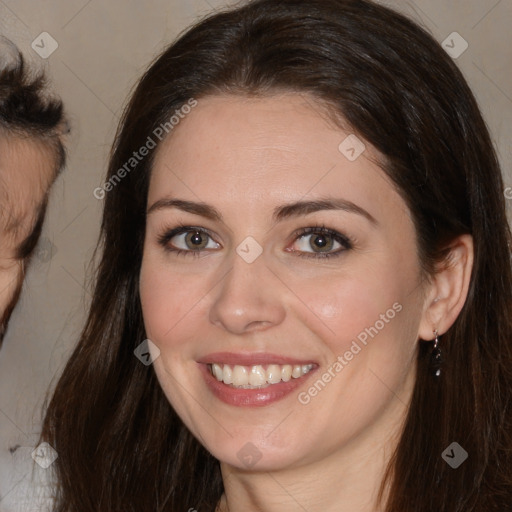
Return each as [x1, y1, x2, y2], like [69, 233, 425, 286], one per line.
[41, 0, 512, 510]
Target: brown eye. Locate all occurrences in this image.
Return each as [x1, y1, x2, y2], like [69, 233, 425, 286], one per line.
[294, 232, 341, 254]
[184, 231, 209, 250]
[158, 226, 221, 255]
[288, 226, 352, 259]
[308, 233, 334, 252]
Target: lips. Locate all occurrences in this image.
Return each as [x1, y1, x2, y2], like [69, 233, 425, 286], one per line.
[197, 352, 318, 407]
[197, 351, 316, 367]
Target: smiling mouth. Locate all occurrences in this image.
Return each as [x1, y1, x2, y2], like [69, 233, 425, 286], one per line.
[208, 363, 315, 389]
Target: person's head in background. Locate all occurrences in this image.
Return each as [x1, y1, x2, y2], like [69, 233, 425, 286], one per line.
[0, 37, 66, 345]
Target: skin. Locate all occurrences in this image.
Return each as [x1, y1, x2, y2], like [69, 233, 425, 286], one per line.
[0, 135, 56, 343]
[139, 93, 473, 512]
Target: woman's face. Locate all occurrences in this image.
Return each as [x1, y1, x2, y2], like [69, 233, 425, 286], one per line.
[139, 93, 431, 471]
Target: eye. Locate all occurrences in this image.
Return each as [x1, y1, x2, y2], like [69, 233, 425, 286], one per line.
[288, 226, 352, 259]
[158, 225, 220, 256]
[157, 224, 352, 260]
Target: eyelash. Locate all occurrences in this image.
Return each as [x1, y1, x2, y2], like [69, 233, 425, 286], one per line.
[157, 224, 353, 260]
[292, 226, 353, 259]
[157, 224, 216, 259]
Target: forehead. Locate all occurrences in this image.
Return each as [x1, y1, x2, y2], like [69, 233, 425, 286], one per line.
[153, 93, 348, 172]
[149, 93, 405, 221]
[0, 135, 56, 238]
[0, 134, 56, 184]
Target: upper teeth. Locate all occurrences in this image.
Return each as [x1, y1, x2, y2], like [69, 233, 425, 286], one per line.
[209, 363, 314, 388]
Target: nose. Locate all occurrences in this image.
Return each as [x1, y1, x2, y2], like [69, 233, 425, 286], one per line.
[208, 249, 286, 335]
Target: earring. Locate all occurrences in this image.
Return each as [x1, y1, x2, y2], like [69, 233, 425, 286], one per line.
[430, 330, 442, 377]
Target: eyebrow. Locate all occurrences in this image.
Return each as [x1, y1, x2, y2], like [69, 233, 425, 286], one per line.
[147, 197, 377, 225]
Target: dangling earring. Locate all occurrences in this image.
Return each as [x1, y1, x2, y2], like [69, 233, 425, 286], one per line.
[430, 329, 442, 377]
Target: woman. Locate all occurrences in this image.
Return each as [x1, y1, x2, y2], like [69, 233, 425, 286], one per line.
[41, 0, 512, 510]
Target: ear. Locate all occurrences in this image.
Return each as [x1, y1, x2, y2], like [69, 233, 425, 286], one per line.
[418, 234, 474, 340]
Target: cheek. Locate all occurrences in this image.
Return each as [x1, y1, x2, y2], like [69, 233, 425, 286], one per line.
[139, 255, 209, 349]
[293, 266, 410, 353]
[291, 255, 422, 397]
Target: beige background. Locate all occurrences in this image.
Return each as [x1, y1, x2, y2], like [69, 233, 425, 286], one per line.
[0, 0, 510, 509]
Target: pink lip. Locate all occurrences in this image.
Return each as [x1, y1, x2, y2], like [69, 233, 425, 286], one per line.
[197, 351, 316, 366]
[197, 352, 318, 407]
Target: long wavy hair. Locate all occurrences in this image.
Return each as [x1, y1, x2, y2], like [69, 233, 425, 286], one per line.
[41, 0, 512, 510]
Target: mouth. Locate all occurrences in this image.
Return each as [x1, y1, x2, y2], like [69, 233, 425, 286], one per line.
[208, 363, 315, 388]
[198, 353, 318, 407]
